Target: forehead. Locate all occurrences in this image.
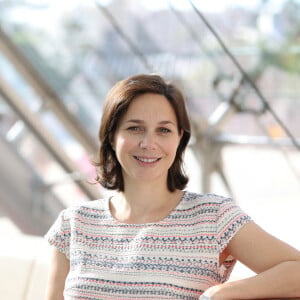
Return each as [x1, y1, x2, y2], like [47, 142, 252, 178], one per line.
[123, 93, 177, 119]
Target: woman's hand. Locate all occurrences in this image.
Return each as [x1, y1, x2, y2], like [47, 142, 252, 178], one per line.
[199, 285, 226, 300]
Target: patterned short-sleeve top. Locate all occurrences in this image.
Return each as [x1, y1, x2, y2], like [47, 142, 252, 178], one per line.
[45, 191, 251, 299]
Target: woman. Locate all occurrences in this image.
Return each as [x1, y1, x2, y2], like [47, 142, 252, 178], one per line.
[45, 74, 300, 300]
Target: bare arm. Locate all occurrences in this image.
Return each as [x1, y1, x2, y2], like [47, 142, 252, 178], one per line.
[204, 221, 300, 299]
[45, 246, 70, 300]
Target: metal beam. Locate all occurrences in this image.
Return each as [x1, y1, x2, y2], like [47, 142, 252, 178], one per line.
[0, 26, 98, 155]
[0, 74, 101, 200]
[215, 133, 300, 147]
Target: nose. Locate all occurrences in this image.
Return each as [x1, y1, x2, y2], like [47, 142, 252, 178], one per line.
[139, 132, 157, 150]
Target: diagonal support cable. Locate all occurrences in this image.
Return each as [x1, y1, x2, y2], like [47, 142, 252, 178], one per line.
[168, 1, 223, 73]
[94, 0, 155, 73]
[188, 0, 300, 151]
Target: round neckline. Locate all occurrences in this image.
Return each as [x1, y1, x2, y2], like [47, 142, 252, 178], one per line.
[105, 190, 187, 226]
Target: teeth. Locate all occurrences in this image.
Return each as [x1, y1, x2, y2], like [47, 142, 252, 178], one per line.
[135, 157, 159, 163]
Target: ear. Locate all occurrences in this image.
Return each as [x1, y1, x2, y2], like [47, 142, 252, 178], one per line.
[109, 135, 115, 151]
[179, 129, 184, 139]
[111, 142, 115, 151]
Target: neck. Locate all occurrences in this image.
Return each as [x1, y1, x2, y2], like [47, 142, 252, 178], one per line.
[110, 182, 183, 224]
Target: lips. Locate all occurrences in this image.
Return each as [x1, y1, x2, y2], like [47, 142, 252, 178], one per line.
[134, 156, 161, 163]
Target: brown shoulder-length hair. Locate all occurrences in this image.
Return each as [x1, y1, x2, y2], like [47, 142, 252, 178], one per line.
[94, 74, 191, 192]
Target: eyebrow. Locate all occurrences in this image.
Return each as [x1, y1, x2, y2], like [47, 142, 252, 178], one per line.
[125, 119, 176, 126]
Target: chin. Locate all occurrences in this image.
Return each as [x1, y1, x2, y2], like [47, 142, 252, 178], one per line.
[133, 174, 167, 185]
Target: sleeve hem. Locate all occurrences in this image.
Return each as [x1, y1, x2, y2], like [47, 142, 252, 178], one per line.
[218, 216, 252, 254]
[45, 236, 70, 259]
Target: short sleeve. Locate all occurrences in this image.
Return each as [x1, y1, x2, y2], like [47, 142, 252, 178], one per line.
[216, 197, 251, 253]
[45, 209, 71, 259]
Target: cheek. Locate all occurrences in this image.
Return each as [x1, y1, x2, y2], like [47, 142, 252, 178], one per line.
[173, 135, 182, 149]
[165, 138, 181, 156]
[173, 137, 183, 158]
[115, 135, 135, 155]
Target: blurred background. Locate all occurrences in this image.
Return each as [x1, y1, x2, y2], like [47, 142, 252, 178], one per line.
[0, 0, 299, 299]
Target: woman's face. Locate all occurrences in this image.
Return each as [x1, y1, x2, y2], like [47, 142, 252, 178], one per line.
[112, 93, 182, 187]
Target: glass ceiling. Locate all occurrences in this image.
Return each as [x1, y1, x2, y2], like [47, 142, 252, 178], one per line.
[0, 0, 299, 232]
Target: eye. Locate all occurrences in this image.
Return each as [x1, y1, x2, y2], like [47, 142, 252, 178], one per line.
[158, 127, 171, 134]
[127, 126, 143, 132]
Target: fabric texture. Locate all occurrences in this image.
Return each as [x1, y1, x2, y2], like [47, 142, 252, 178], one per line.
[45, 191, 251, 299]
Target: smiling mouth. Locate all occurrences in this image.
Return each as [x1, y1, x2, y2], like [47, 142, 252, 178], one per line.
[134, 156, 161, 163]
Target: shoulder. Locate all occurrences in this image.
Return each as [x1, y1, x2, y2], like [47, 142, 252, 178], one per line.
[61, 198, 108, 221]
[183, 190, 232, 206]
[182, 191, 243, 218]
